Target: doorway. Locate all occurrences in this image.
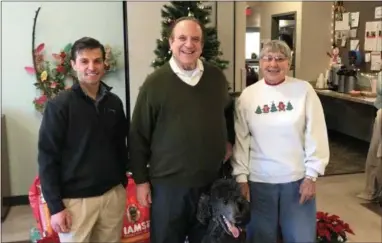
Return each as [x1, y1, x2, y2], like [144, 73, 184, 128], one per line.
[271, 12, 296, 77]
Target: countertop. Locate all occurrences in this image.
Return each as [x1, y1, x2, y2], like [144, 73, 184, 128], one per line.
[314, 89, 376, 106]
[229, 87, 377, 106]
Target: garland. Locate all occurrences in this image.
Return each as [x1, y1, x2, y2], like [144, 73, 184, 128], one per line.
[25, 7, 120, 113]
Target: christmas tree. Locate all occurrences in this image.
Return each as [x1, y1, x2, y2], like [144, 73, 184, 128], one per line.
[286, 101, 293, 111]
[255, 106, 262, 114]
[270, 102, 278, 112]
[151, 1, 229, 70]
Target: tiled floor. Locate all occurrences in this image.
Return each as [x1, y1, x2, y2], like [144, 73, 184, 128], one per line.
[1, 173, 381, 242]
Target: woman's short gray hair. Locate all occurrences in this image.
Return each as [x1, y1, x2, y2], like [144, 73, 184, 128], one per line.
[259, 40, 293, 64]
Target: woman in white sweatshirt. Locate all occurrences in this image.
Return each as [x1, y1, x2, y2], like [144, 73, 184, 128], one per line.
[232, 40, 330, 243]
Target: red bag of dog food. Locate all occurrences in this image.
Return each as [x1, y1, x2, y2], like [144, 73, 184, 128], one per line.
[121, 173, 150, 243]
[29, 174, 150, 243]
[28, 176, 58, 238]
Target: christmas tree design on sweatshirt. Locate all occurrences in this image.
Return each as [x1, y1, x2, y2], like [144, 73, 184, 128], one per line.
[255, 101, 293, 114]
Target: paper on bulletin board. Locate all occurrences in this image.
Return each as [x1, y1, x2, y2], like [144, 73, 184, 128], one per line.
[371, 52, 381, 71]
[350, 12, 359, 28]
[350, 40, 360, 50]
[364, 21, 382, 51]
[365, 53, 371, 63]
[375, 6, 382, 19]
[335, 12, 350, 31]
[350, 29, 357, 38]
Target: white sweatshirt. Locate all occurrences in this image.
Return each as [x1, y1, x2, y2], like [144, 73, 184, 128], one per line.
[232, 77, 330, 184]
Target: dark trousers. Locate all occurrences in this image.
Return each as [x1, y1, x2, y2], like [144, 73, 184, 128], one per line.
[150, 182, 210, 243]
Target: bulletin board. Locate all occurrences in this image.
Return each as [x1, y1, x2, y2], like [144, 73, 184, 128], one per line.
[333, 1, 382, 72]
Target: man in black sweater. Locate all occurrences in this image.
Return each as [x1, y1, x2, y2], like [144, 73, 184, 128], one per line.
[129, 17, 233, 243]
[37, 37, 128, 242]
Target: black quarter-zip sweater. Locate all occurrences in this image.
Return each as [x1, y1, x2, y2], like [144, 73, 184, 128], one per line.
[37, 82, 128, 215]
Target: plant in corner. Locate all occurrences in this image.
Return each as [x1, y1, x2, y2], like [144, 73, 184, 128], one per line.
[316, 211, 355, 243]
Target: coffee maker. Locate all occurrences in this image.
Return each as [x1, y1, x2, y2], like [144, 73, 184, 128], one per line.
[327, 51, 360, 92]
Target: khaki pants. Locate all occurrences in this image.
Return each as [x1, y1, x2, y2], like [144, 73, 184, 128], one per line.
[58, 184, 126, 243]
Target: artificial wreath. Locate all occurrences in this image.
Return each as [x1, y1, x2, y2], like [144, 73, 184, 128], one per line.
[25, 7, 121, 113]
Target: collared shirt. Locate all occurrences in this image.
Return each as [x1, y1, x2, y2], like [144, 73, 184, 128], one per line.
[80, 82, 108, 103]
[95, 83, 108, 103]
[169, 56, 204, 86]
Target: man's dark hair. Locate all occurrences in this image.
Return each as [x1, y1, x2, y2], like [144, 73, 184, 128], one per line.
[70, 37, 106, 61]
[169, 16, 204, 43]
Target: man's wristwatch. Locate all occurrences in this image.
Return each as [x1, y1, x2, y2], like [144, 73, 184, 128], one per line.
[305, 176, 317, 182]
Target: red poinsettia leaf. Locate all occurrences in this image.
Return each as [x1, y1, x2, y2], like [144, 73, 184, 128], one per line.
[345, 225, 355, 234]
[25, 66, 36, 74]
[317, 222, 326, 229]
[317, 228, 326, 237]
[317, 212, 325, 218]
[324, 229, 331, 241]
[35, 43, 45, 53]
[334, 224, 344, 233]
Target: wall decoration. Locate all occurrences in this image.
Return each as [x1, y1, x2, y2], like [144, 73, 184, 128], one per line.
[334, 1, 346, 21]
[332, 1, 382, 73]
[375, 6, 382, 19]
[364, 21, 382, 52]
[24, 7, 121, 113]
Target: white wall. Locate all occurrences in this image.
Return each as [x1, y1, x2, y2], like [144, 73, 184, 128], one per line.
[246, 2, 261, 28]
[217, 2, 235, 90]
[215, 2, 246, 92]
[247, 1, 333, 81]
[258, 1, 303, 78]
[300, 1, 333, 81]
[1, 2, 126, 195]
[234, 2, 247, 92]
[126, 1, 167, 114]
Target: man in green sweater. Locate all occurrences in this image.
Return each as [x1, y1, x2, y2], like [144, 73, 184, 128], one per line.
[129, 17, 233, 243]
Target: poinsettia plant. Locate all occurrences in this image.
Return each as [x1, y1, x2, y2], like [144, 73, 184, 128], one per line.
[316, 211, 355, 243]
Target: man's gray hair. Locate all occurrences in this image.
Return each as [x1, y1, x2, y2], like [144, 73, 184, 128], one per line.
[259, 40, 293, 64]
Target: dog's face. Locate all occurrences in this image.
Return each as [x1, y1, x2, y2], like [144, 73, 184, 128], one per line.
[197, 179, 250, 239]
[126, 204, 140, 223]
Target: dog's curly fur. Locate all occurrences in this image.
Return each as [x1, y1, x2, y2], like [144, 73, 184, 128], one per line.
[197, 179, 250, 243]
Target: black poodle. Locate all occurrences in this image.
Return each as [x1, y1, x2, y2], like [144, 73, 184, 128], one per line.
[197, 179, 251, 243]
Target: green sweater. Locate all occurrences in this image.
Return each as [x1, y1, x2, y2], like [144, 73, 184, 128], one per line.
[129, 62, 230, 187]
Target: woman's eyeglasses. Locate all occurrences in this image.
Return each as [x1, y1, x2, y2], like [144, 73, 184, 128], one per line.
[261, 56, 287, 62]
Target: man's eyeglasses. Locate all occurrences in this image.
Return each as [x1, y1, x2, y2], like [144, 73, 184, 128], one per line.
[261, 56, 287, 62]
